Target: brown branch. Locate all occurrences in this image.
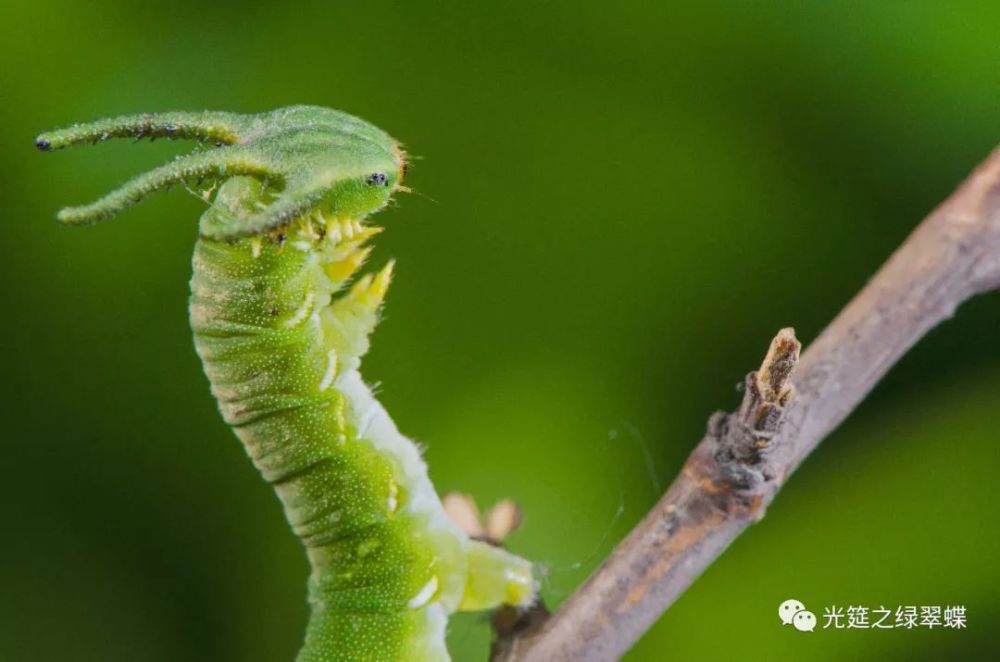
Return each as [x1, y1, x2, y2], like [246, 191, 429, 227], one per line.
[497, 144, 1000, 661]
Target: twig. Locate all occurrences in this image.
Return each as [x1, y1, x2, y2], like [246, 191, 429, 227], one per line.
[498, 144, 1000, 661]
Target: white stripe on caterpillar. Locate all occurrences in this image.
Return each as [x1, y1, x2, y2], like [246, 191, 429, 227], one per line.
[318, 349, 338, 391]
[284, 290, 316, 328]
[408, 576, 440, 609]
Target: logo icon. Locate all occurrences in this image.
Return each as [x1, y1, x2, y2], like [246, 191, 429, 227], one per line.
[779, 598, 816, 632]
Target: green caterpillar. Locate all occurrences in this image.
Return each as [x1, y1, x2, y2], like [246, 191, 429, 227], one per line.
[37, 106, 536, 661]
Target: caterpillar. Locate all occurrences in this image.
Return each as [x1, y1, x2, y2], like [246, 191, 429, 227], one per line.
[37, 106, 536, 661]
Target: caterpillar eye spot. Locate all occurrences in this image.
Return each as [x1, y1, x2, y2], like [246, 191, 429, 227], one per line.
[35, 137, 51, 151]
[366, 172, 389, 187]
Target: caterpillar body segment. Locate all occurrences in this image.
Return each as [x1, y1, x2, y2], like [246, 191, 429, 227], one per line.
[40, 107, 536, 661]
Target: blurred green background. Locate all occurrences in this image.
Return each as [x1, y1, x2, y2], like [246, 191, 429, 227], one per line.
[2, 1, 999, 660]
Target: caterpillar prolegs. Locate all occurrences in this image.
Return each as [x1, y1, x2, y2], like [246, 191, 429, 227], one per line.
[37, 107, 536, 661]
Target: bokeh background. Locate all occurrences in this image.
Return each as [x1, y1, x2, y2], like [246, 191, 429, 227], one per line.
[2, 2, 999, 660]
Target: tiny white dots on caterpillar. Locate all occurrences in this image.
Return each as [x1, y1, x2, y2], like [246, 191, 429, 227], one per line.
[407, 575, 439, 609]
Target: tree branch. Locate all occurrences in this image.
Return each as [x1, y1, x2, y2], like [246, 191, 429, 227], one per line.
[499, 144, 1000, 661]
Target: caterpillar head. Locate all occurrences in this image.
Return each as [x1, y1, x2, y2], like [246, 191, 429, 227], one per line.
[36, 105, 407, 240]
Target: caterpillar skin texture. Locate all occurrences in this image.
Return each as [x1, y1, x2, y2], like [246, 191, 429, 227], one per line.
[38, 107, 536, 661]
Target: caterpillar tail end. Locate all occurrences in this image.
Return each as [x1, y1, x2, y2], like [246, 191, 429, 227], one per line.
[458, 540, 537, 612]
